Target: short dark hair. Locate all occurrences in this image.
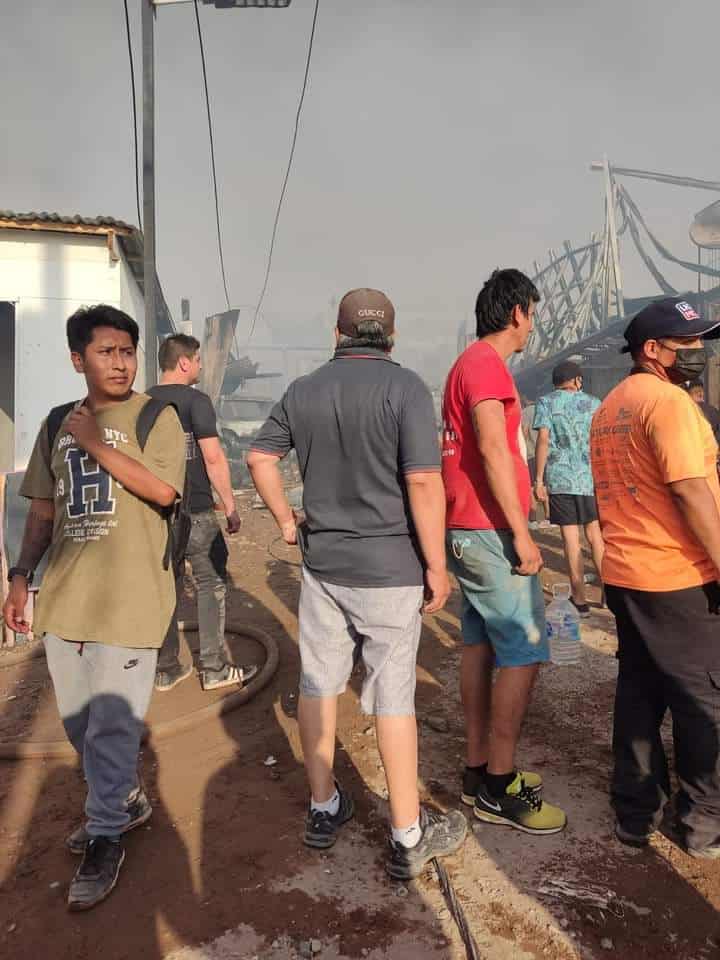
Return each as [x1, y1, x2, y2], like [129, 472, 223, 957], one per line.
[158, 333, 201, 371]
[66, 304, 139, 355]
[475, 269, 540, 338]
[552, 360, 583, 387]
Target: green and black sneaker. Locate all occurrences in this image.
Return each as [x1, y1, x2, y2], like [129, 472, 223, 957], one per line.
[474, 773, 566, 835]
[461, 766, 543, 807]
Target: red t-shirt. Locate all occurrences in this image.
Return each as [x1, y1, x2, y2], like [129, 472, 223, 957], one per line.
[442, 340, 530, 530]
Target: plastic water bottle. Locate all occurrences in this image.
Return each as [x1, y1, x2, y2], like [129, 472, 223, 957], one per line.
[546, 583, 581, 665]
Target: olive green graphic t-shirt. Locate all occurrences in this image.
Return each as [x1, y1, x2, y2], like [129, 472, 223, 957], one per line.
[20, 393, 186, 648]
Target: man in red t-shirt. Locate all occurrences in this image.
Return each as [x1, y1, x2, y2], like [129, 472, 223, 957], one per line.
[443, 268, 566, 835]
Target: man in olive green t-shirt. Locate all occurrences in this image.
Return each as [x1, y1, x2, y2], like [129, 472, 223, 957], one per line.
[2, 305, 185, 912]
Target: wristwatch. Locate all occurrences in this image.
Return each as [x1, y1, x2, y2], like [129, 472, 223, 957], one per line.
[8, 566, 34, 585]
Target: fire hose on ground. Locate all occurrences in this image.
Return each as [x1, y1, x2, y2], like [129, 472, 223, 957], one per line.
[0, 621, 279, 761]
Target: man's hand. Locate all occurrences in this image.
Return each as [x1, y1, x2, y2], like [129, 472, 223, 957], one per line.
[2, 577, 30, 635]
[513, 531, 543, 576]
[533, 480, 549, 506]
[280, 512, 298, 545]
[66, 405, 103, 454]
[226, 510, 242, 535]
[423, 567, 451, 614]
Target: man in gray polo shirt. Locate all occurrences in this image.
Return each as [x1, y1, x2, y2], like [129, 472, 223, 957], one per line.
[247, 289, 466, 879]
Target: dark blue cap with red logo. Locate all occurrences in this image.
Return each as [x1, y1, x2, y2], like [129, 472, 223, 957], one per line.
[622, 297, 720, 352]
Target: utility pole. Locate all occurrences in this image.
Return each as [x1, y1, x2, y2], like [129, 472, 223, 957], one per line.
[142, 0, 157, 388]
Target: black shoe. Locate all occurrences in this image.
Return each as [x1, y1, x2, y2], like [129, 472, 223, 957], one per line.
[386, 807, 467, 880]
[615, 822, 653, 848]
[67, 837, 125, 911]
[303, 784, 354, 849]
[66, 786, 153, 855]
[570, 598, 591, 618]
[154, 662, 193, 692]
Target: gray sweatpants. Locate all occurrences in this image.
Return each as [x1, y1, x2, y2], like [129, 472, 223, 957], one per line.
[44, 635, 157, 837]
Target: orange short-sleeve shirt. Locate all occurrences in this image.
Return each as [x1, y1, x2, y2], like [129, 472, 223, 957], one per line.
[590, 372, 720, 591]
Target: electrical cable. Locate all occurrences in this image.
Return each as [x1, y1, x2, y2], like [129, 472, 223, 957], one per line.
[433, 858, 485, 960]
[246, 0, 321, 346]
[122, 0, 142, 229]
[193, 0, 232, 311]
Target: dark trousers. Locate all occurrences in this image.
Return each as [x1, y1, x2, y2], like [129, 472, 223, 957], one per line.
[606, 583, 720, 852]
[158, 510, 229, 674]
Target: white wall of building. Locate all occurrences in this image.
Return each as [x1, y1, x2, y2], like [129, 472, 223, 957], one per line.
[0, 229, 147, 469]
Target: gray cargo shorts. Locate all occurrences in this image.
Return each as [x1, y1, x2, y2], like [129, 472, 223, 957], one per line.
[298, 567, 424, 716]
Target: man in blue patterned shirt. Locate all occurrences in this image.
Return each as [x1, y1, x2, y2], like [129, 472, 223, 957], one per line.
[533, 361, 604, 616]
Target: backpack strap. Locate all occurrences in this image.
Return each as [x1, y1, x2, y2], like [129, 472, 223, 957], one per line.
[46, 402, 77, 452]
[135, 395, 192, 572]
[135, 395, 174, 451]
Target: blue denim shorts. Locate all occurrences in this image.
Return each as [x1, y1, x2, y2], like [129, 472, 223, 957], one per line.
[446, 529, 549, 667]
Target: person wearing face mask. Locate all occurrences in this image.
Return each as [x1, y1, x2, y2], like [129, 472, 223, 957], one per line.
[590, 297, 720, 859]
[533, 361, 603, 616]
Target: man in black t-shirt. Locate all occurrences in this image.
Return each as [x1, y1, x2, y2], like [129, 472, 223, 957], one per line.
[150, 334, 257, 693]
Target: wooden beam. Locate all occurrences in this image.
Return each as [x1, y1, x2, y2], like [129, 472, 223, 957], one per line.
[0, 219, 134, 238]
[199, 310, 239, 406]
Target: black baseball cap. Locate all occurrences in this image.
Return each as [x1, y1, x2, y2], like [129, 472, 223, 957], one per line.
[552, 360, 583, 386]
[622, 297, 720, 353]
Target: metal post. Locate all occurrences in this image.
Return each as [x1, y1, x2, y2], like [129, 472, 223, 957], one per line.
[603, 155, 625, 322]
[698, 244, 702, 296]
[142, 0, 157, 388]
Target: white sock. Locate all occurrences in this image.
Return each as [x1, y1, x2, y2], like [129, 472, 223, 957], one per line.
[391, 817, 422, 849]
[311, 789, 340, 816]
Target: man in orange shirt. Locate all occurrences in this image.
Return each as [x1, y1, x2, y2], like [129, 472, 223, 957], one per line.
[591, 297, 720, 857]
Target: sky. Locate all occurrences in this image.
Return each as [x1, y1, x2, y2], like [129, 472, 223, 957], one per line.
[2, 0, 719, 384]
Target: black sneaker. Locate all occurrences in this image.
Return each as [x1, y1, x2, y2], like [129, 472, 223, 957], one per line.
[386, 807, 467, 880]
[303, 784, 355, 849]
[154, 662, 193, 692]
[200, 662, 259, 692]
[66, 786, 152, 855]
[67, 837, 125, 911]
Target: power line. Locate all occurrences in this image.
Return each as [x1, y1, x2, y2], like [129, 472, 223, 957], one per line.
[122, 0, 142, 229]
[246, 0, 321, 346]
[193, 0, 232, 312]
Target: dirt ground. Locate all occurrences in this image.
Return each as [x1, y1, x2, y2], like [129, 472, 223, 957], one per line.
[1, 494, 720, 959]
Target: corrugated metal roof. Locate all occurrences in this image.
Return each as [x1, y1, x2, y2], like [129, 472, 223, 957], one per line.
[0, 210, 175, 335]
[0, 210, 136, 230]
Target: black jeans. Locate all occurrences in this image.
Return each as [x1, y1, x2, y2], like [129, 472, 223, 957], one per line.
[158, 510, 229, 673]
[606, 583, 720, 852]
